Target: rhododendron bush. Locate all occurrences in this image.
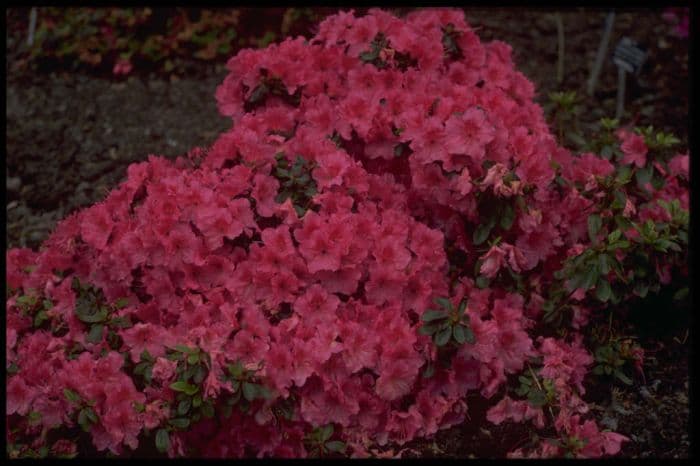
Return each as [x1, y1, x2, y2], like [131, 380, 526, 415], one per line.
[6, 8, 689, 459]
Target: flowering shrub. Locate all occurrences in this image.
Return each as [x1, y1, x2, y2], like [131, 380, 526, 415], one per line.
[6, 8, 689, 458]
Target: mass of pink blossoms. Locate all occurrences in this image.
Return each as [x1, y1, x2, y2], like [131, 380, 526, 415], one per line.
[6, 8, 689, 459]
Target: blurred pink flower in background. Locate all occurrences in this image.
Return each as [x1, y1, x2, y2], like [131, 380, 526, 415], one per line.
[113, 58, 133, 75]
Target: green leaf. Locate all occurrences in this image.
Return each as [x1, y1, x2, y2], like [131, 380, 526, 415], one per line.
[500, 204, 515, 230]
[258, 385, 273, 400]
[320, 424, 334, 442]
[434, 326, 452, 346]
[84, 407, 98, 423]
[359, 50, 378, 62]
[673, 287, 689, 301]
[114, 297, 129, 309]
[608, 240, 630, 250]
[655, 239, 679, 252]
[201, 402, 215, 418]
[566, 131, 587, 149]
[475, 275, 490, 289]
[193, 365, 207, 385]
[588, 214, 602, 243]
[7, 361, 19, 374]
[177, 398, 191, 416]
[611, 191, 627, 210]
[192, 394, 203, 408]
[595, 279, 612, 302]
[325, 441, 346, 453]
[77, 408, 88, 429]
[242, 382, 258, 401]
[633, 282, 649, 298]
[421, 310, 448, 322]
[607, 230, 622, 243]
[598, 253, 611, 275]
[616, 165, 633, 184]
[187, 353, 200, 365]
[614, 370, 633, 385]
[140, 349, 154, 362]
[453, 325, 466, 344]
[86, 324, 104, 344]
[566, 272, 585, 292]
[174, 344, 197, 354]
[434, 297, 453, 311]
[248, 83, 269, 105]
[635, 165, 653, 187]
[473, 222, 493, 245]
[650, 175, 665, 190]
[418, 322, 442, 336]
[527, 389, 546, 407]
[75, 302, 109, 323]
[133, 362, 148, 376]
[156, 428, 170, 453]
[110, 316, 132, 329]
[33, 310, 49, 327]
[169, 418, 190, 429]
[63, 388, 81, 403]
[227, 362, 243, 378]
[457, 299, 467, 315]
[170, 381, 199, 395]
[581, 266, 600, 291]
[462, 326, 475, 344]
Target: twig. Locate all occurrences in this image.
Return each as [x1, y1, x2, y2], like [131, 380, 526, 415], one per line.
[587, 11, 615, 96]
[27, 8, 38, 47]
[528, 364, 556, 422]
[615, 66, 626, 119]
[555, 13, 565, 84]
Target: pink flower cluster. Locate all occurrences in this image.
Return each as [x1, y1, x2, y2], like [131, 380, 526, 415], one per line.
[6, 8, 689, 459]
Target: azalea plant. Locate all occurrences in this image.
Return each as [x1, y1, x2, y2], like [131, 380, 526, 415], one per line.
[6, 8, 689, 459]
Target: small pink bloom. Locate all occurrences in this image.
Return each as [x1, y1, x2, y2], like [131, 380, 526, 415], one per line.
[480, 244, 506, 278]
[619, 133, 648, 168]
[152, 357, 178, 383]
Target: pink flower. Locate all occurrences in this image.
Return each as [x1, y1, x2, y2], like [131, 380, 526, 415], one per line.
[112, 58, 133, 76]
[365, 263, 404, 305]
[312, 150, 352, 189]
[372, 236, 412, 270]
[152, 357, 178, 383]
[376, 360, 417, 401]
[51, 439, 78, 458]
[120, 323, 171, 362]
[407, 117, 448, 165]
[298, 230, 343, 273]
[668, 153, 689, 179]
[444, 108, 494, 160]
[251, 174, 280, 217]
[480, 244, 506, 278]
[80, 203, 114, 249]
[6, 376, 35, 416]
[619, 131, 648, 168]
